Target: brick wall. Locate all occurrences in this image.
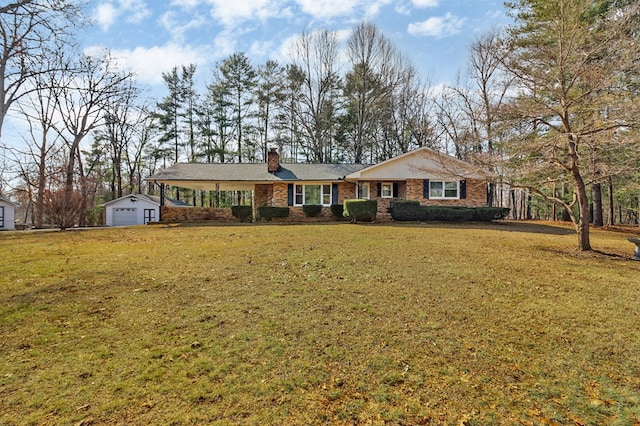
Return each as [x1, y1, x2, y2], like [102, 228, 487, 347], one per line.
[273, 183, 289, 206]
[255, 184, 273, 207]
[371, 179, 488, 208]
[337, 181, 357, 203]
[161, 206, 236, 222]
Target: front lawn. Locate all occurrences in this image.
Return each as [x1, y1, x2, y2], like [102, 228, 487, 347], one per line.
[1, 222, 639, 425]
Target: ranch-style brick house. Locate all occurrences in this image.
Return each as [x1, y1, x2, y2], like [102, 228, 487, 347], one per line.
[148, 146, 494, 222]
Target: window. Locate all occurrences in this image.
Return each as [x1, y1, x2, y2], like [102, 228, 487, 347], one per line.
[294, 184, 332, 205]
[144, 209, 156, 224]
[0, 206, 4, 228]
[429, 181, 459, 199]
[358, 183, 370, 199]
[380, 182, 393, 198]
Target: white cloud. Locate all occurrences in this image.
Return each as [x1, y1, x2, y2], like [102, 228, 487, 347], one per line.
[93, 0, 150, 31]
[411, 0, 438, 7]
[170, 0, 201, 8]
[206, 0, 278, 25]
[159, 10, 207, 42]
[408, 12, 466, 37]
[87, 43, 209, 85]
[119, 0, 151, 24]
[95, 3, 117, 31]
[249, 40, 275, 59]
[213, 30, 239, 58]
[278, 33, 299, 61]
[363, 0, 394, 20]
[294, 0, 361, 19]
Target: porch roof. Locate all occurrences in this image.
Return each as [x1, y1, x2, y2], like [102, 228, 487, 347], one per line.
[148, 162, 370, 191]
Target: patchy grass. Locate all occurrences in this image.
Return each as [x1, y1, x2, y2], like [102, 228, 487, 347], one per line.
[1, 221, 639, 425]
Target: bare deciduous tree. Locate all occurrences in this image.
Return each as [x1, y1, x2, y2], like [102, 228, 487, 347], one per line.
[0, 0, 82, 137]
[289, 29, 341, 162]
[52, 51, 133, 225]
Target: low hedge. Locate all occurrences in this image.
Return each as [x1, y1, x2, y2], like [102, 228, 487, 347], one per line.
[231, 205, 253, 222]
[473, 207, 511, 222]
[343, 199, 377, 222]
[302, 204, 323, 217]
[390, 201, 510, 223]
[389, 200, 421, 221]
[258, 206, 289, 221]
[330, 204, 344, 219]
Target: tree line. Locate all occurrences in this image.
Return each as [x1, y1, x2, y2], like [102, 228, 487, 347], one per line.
[0, 0, 639, 251]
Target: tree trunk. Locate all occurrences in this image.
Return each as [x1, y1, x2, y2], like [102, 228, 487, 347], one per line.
[35, 134, 47, 228]
[608, 177, 614, 225]
[592, 183, 603, 227]
[572, 169, 592, 251]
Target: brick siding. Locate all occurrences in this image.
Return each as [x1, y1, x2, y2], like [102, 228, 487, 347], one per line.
[161, 206, 235, 222]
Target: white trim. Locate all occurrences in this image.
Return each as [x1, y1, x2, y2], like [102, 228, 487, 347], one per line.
[381, 182, 394, 198]
[359, 183, 370, 199]
[429, 180, 459, 200]
[293, 183, 332, 206]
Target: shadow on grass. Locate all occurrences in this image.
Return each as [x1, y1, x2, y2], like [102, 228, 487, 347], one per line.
[386, 220, 576, 236]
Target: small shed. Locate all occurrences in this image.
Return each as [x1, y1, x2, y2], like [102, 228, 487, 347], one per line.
[0, 196, 17, 231]
[104, 194, 191, 226]
[103, 194, 190, 226]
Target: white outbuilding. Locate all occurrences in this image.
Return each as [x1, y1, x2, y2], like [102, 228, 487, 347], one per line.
[103, 194, 189, 226]
[0, 196, 17, 230]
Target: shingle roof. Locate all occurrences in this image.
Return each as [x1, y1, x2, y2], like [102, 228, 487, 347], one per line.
[148, 162, 370, 183]
[102, 194, 191, 207]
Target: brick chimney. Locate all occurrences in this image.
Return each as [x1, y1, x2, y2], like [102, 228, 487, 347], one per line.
[267, 147, 280, 173]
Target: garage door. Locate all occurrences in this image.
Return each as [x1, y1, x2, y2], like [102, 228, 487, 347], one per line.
[113, 208, 137, 226]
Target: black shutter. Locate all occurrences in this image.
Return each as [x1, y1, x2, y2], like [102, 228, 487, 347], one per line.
[377, 183, 381, 197]
[332, 183, 339, 204]
[423, 179, 430, 199]
[460, 180, 467, 199]
[287, 184, 293, 206]
[393, 182, 398, 198]
[357, 183, 363, 199]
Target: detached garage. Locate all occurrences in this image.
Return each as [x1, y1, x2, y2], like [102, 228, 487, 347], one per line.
[102, 194, 156, 226]
[0, 196, 17, 230]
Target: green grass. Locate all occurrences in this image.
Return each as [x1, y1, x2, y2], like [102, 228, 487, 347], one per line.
[1, 222, 639, 425]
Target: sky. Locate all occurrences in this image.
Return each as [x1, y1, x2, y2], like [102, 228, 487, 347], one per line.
[82, 0, 513, 95]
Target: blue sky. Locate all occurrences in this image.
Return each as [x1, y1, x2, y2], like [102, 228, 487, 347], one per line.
[82, 0, 512, 93]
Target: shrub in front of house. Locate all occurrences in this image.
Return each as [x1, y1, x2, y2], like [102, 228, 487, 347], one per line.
[473, 207, 511, 222]
[426, 206, 476, 222]
[258, 206, 289, 221]
[302, 204, 323, 217]
[390, 200, 421, 221]
[390, 203, 510, 223]
[343, 199, 377, 222]
[231, 205, 253, 222]
[330, 203, 345, 220]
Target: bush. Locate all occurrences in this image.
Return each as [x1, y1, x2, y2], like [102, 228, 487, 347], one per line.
[302, 204, 323, 217]
[390, 204, 511, 223]
[343, 199, 377, 222]
[428, 207, 476, 222]
[330, 204, 344, 219]
[390, 200, 421, 221]
[258, 206, 289, 221]
[473, 207, 511, 222]
[231, 205, 253, 222]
